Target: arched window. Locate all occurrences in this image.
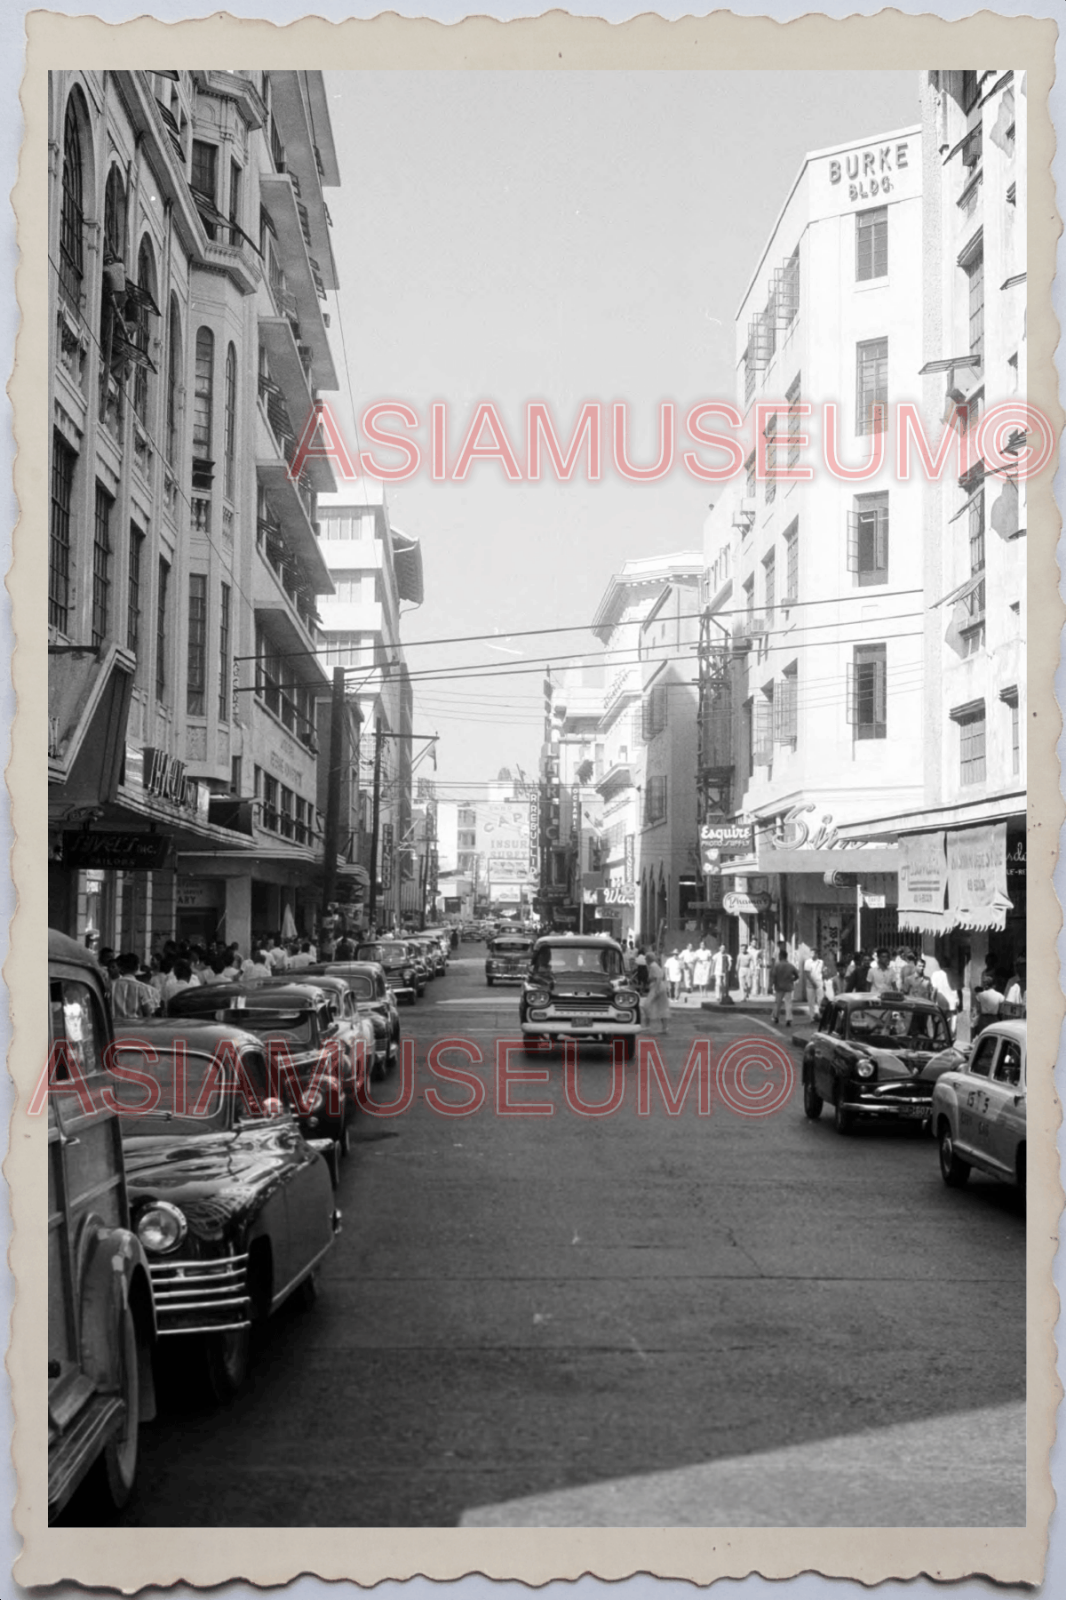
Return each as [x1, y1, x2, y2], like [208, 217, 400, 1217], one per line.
[224, 342, 237, 500]
[166, 297, 182, 466]
[131, 236, 157, 424]
[192, 326, 214, 484]
[59, 97, 84, 309]
[100, 166, 126, 345]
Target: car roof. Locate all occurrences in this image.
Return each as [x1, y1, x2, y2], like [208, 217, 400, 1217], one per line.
[976, 1019, 1027, 1044]
[114, 1019, 265, 1053]
[48, 927, 104, 971]
[170, 980, 328, 1007]
[322, 961, 386, 979]
[833, 992, 941, 1010]
[533, 934, 623, 951]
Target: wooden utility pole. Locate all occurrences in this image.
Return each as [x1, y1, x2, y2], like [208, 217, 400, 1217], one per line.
[319, 667, 346, 943]
[367, 719, 383, 930]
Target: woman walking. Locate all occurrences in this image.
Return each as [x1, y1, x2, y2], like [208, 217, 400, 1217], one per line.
[643, 956, 672, 1036]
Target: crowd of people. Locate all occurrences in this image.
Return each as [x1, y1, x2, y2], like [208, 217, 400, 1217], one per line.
[621, 934, 1025, 1039]
[89, 934, 327, 1022]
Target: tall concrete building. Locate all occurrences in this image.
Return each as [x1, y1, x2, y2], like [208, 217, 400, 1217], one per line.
[47, 69, 344, 953]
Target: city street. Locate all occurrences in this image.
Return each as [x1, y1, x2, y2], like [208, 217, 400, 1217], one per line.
[111, 952, 1025, 1528]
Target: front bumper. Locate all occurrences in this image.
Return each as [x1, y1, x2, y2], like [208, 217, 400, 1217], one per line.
[383, 979, 415, 1001]
[487, 968, 526, 984]
[521, 1016, 641, 1037]
[842, 1088, 933, 1121]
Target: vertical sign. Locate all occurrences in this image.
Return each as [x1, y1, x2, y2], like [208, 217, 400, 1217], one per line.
[381, 822, 394, 891]
[624, 833, 635, 883]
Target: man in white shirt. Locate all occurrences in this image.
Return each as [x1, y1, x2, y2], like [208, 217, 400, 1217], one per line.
[290, 941, 316, 969]
[867, 949, 894, 994]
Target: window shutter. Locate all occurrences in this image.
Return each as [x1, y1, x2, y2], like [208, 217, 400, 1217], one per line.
[641, 696, 652, 743]
[874, 655, 887, 727]
[874, 509, 889, 571]
[845, 661, 856, 726]
[846, 511, 860, 573]
[754, 695, 774, 764]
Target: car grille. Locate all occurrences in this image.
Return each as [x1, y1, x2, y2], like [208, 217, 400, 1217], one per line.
[149, 1252, 251, 1336]
[550, 995, 616, 1012]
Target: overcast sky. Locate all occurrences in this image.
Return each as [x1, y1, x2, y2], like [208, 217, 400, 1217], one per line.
[322, 71, 921, 790]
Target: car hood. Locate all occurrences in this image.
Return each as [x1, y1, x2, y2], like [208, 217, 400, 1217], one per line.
[535, 973, 618, 996]
[853, 1045, 956, 1082]
[123, 1129, 300, 1237]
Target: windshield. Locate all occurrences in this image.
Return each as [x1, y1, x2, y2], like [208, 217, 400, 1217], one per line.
[846, 1006, 951, 1048]
[222, 1008, 314, 1047]
[494, 941, 531, 955]
[113, 1045, 271, 1137]
[345, 975, 376, 1002]
[534, 945, 625, 977]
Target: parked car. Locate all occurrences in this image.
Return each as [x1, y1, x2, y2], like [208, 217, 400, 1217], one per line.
[930, 1020, 1027, 1192]
[255, 971, 376, 1090]
[165, 982, 353, 1153]
[112, 1021, 340, 1401]
[801, 992, 957, 1135]
[410, 934, 445, 977]
[302, 962, 399, 1079]
[485, 932, 534, 986]
[356, 940, 421, 1004]
[519, 934, 641, 1058]
[47, 930, 157, 1520]
[316, 961, 400, 1076]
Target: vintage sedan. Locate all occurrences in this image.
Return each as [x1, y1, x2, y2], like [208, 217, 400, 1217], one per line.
[930, 1020, 1027, 1191]
[255, 971, 376, 1088]
[313, 960, 401, 1078]
[112, 1021, 340, 1401]
[485, 933, 534, 986]
[519, 934, 641, 1058]
[356, 940, 422, 1004]
[166, 982, 353, 1153]
[801, 993, 956, 1134]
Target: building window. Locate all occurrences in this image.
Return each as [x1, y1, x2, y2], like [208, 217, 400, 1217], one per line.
[743, 575, 755, 619]
[848, 491, 889, 585]
[191, 140, 218, 237]
[778, 247, 800, 327]
[644, 774, 668, 825]
[192, 326, 214, 476]
[961, 71, 980, 112]
[1001, 688, 1020, 776]
[231, 755, 242, 795]
[952, 700, 986, 785]
[156, 556, 170, 703]
[166, 298, 182, 466]
[753, 687, 774, 766]
[764, 413, 777, 504]
[856, 206, 888, 280]
[187, 573, 207, 716]
[91, 485, 113, 648]
[968, 484, 986, 582]
[223, 342, 237, 500]
[228, 160, 242, 242]
[218, 581, 231, 723]
[763, 549, 775, 619]
[775, 663, 798, 748]
[131, 237, 156, 423]
[848, 643, 887, 740]
[279, 785, 294, 840]
[59, 97, 84, 309]
[260, 771, 279, 832]
[127, 524, 144, 655]
[783, 519, 798, 603]
[786, 374, 802, 468]
[49, 433, 75, 633]
[642, 680, 668, 741]
[962, 239, 984, 358]
[744, 451, 756, 502]
[856, 338, 888, 435]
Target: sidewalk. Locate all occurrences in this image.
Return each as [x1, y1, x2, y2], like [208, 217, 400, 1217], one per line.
[667, 987, 816, 1050]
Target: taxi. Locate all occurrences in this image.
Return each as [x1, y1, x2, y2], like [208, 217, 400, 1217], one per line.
[930, 1020, 1026, 1192]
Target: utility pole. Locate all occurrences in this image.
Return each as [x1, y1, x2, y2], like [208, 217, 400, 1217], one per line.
[319, 667, 346, 944]
[367, 719, 383, 931]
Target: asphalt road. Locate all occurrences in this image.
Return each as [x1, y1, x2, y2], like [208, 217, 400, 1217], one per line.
[109, 950, 1025, 1527]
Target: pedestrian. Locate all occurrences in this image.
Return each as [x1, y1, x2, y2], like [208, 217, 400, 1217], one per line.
[1003, 964, 1026, 1018]
[162, 958, 200, 1003]
[290, 940, 316, 969]
[111, 953, 162, 1021]
[973, 976, 1004, 1036]
[769, 944, 800, 1028]
[803, 950, 825, 1015]
[712, 944, 731, 1002]
[242, 946, 272, 982]
[868, 948, 894, 994]
[642, 956, 671, 1036]
[735, 943, 755, 1000]
[844, 951, 871, 992]
[664, 949, 682, 1000]
[821, 944, 839, 1001]
[693, 945, 712, 995]
[633, 950, 650, 996]
[679, 943, 697, 996]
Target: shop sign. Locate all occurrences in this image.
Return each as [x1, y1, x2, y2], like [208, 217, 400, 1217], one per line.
[945, 823, 1011, 932]
[700, 823, 754, 852]
[596, 882, 635, 906]
[862, 893, 887, 909]
[176, 878, 223, 909]
[723, 890, 770, 916]
[1006, 839, 1026, 878]
[125, 744, 208, 820]
[898, 832, 946, 920]
[624, 834, 635, 882]
[61, 831, 170, 871]
[381, 823, 394, 892]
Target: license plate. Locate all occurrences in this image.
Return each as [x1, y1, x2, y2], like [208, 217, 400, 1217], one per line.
[900, 1103, 929, 1119]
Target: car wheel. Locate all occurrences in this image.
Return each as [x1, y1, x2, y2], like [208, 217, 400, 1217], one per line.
[802, 1076, 823, 1121]
[486, 975, 494, 987]
[93, 1300, 141, 1510]
[203, 1325, 251, 1403]
[615, 1034, 636, 1062]
[833, 1094, 853, 1136]
[938, 1126, 971, 1187]
[522, 1036, 544, 1056]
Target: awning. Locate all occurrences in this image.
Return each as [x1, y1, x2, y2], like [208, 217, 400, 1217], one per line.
[49, 644, 136, 811]
[391, 528, 424, 606]
[932, 570, 985, 609]
[338, 862, 370, 887]
[755, 844, 901, 875]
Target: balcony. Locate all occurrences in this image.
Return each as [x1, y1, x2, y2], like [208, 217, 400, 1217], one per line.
[596, 760, 634, 801]
[258, 315, 314, 443]
[256, 457, 334, 594]
[259, 173, 337, 388]
[257, 388, 335, 496]
[254, 547, 329, 683]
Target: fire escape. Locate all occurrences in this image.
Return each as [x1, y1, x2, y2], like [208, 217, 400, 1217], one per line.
[696, 610, 735, 829]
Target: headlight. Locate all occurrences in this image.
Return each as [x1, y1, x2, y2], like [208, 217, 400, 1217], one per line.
[614, 989, 639, 1007]
[404, 969, 414, 982]
[855, 1061, 876, 1079]
[526, 988, 551, 1008]
[137, 1201, 187, 1255]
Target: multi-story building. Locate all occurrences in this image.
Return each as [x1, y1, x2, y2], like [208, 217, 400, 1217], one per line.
[837, 70, 1026, 1022]
[47, 69, 343, 954]
[316, 482, 423, 932]
[706, 123, 926, 966]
